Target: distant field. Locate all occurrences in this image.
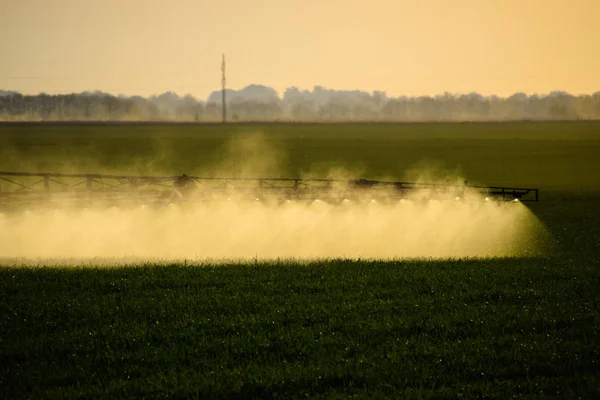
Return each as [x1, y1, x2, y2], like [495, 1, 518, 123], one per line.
[1, 122, 600, 398]
[1, 121, 599, 190]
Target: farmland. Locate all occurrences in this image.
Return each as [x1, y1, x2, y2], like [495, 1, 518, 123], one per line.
[1, 121, 599, 190]
[1, 121, 600, 398]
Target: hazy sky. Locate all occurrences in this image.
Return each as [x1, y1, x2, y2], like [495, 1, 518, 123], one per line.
[2, 0, 599, 99]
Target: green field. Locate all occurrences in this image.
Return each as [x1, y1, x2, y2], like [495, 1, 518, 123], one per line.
[1, 122, 600, 398]
[1, 121, 600, 190]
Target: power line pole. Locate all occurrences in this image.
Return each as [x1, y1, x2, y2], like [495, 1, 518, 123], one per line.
[221, 53, 226, 123]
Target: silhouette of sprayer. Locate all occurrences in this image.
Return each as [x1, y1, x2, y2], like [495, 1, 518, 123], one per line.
[0, 171, 538, 206]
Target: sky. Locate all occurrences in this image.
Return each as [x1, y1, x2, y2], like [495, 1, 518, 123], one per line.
[1, 0, 599, 100]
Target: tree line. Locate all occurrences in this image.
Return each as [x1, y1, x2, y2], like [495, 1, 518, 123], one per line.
[1, 87, 599, 122]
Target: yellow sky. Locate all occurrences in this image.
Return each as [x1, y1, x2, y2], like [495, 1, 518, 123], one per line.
[1, 0, 599, 99]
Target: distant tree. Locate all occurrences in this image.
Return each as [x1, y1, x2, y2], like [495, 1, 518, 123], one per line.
[290, 102, 315, 121]
[319, 101, 351, 121]
[382, 99, 407, 121]
[1, 87, 599, 122]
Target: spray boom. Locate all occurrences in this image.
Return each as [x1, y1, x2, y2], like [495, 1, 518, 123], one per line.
[0, 171, 538, 207]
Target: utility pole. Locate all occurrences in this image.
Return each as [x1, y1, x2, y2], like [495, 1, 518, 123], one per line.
[221, 53, 226, 123]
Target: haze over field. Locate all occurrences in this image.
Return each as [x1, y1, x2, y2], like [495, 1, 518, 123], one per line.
[0, 197, 543, 261]
[0, 134, 546, 261]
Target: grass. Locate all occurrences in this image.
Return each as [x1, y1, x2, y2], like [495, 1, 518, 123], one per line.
[1, 121, 600, 398]
[2, 258, 600, 398]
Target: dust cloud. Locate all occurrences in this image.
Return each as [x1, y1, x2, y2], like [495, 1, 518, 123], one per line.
[0, 133, 545, 262]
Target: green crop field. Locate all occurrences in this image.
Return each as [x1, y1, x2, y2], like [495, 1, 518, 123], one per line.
[1, 121, 600, 190]
[1, 122, 600, 398]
